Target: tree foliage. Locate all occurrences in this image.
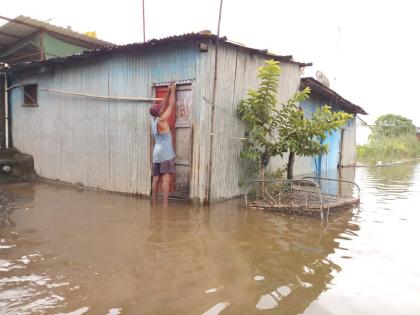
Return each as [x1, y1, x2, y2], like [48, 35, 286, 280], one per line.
[237, 60, 353, 179]
[371, 114, 416, 139]
[357, 114, 419, 164]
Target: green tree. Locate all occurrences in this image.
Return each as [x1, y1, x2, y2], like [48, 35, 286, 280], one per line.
[371, 114, 416, 139]
[237, 60, 353, 180]
[357, 113, 419, 164]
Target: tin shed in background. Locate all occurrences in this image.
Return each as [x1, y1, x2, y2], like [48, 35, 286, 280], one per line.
[0, 15, 111, 65]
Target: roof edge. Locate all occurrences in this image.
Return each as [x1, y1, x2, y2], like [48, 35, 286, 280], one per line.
[7, 32, 311, 72]
[300, 77, 367, 115]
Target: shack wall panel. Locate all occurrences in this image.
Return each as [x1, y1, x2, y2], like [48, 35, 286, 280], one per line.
[341, 117, 356, 166]
[211, 45, 245, 200]
[193, 43, 214, 203]
[204, 44, 301, 200]
[10, 42, 199, 196]
[57, 60, 110, 188]
[10, 76, 62, 180]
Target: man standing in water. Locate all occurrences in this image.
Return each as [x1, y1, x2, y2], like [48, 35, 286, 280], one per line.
[150, 82, 176, 207]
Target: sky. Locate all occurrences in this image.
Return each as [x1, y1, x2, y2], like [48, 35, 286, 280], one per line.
[3, 0, 420, 143]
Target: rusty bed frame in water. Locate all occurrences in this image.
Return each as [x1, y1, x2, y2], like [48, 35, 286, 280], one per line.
[245, 177, 360, 220]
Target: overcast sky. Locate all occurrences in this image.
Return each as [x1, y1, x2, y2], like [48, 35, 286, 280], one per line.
[3, 0, 420, 138]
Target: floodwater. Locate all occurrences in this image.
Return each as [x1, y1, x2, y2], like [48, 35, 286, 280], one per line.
[0, 164, 419, 315]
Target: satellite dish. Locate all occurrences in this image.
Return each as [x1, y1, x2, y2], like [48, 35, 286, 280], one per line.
[316, 70, 330, 87]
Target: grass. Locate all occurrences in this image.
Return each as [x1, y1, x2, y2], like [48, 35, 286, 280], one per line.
[357, 134, 420, 164]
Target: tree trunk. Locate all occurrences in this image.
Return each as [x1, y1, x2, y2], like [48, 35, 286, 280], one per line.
[259, 165, 265, 194]
[287, 151, 295, 179]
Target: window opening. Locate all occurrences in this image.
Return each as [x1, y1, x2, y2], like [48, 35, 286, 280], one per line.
[23, 84, 38, 107]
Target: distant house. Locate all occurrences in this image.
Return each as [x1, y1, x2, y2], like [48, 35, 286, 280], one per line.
[0, 32, 365, 203]
[0, 15, 111, 65]
[298, 77, 367, 174]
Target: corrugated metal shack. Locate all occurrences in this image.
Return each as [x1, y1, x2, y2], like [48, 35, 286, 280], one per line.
[297, 77, 367, 175]
[4, 33, 316, 203]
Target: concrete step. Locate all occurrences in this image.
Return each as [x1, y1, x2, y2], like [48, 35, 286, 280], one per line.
[0, 149, 34, 179]
[0, 148, 18, 159]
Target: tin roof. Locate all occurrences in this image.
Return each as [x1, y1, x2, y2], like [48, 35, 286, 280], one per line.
[300, 77, 367, 115]
[6, 32, 311, 72]
[0, 15, 112, 50]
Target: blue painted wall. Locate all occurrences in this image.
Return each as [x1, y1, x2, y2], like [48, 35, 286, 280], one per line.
[300, 95, 342, 174]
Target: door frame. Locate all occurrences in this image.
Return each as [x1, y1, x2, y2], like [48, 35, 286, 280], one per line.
[151, 81, 193, 200]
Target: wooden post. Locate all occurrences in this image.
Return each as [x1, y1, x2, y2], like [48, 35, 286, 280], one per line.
[206, 0, 223, 204]
[39, 31, 45, 60]
[0, 73, 5, 149]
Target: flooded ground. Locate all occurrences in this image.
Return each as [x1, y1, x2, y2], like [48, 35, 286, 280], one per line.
[1, 164, 420, 315]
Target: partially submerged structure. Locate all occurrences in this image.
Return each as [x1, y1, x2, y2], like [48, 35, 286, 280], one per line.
[297, 77, 367, 175]
[1, 32, 366, 204]
[245, 177, 360, 220]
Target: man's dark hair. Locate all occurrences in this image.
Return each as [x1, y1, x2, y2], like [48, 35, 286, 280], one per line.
[149, 104, 161, 117]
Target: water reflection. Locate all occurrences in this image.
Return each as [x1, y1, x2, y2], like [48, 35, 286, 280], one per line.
[1, 164, 419, 314]
[0, 192, 16, 228]
[220, 205, 358, 314]
[365, 163, 417, 198]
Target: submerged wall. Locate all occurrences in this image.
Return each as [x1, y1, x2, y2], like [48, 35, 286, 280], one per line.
[340, 117, 356, 166]
[9, 39, 308, 203]
[201, 43, 301, 200]
[298, 95, 357, 174]
[9, 41, 201, 196]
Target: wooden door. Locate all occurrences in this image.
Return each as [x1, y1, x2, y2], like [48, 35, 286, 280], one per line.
[153, 83, 192, 199]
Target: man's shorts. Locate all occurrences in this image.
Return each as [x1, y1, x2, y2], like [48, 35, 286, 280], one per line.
[152, 159, 176, 176]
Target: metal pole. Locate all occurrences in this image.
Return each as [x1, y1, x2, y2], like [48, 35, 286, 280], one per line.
[4, 74, 9, 149]
[205, 0, 223, 204]
[142, 0, 146, 42]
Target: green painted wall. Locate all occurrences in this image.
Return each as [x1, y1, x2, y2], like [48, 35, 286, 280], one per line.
[43, 33, 88, 59]
[0, 32, 90, 61]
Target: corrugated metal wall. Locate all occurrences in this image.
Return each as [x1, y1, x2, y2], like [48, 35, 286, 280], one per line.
[201, 43, 301, 201]
[341, 117, 356, 166]
[10, 41, 199, 196]
[9, 39, 314, 203]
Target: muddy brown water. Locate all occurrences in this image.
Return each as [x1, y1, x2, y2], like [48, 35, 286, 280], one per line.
[1, 164, 419, 315]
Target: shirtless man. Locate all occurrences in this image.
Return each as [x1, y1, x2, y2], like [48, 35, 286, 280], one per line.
[150, 83, 176, 207]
